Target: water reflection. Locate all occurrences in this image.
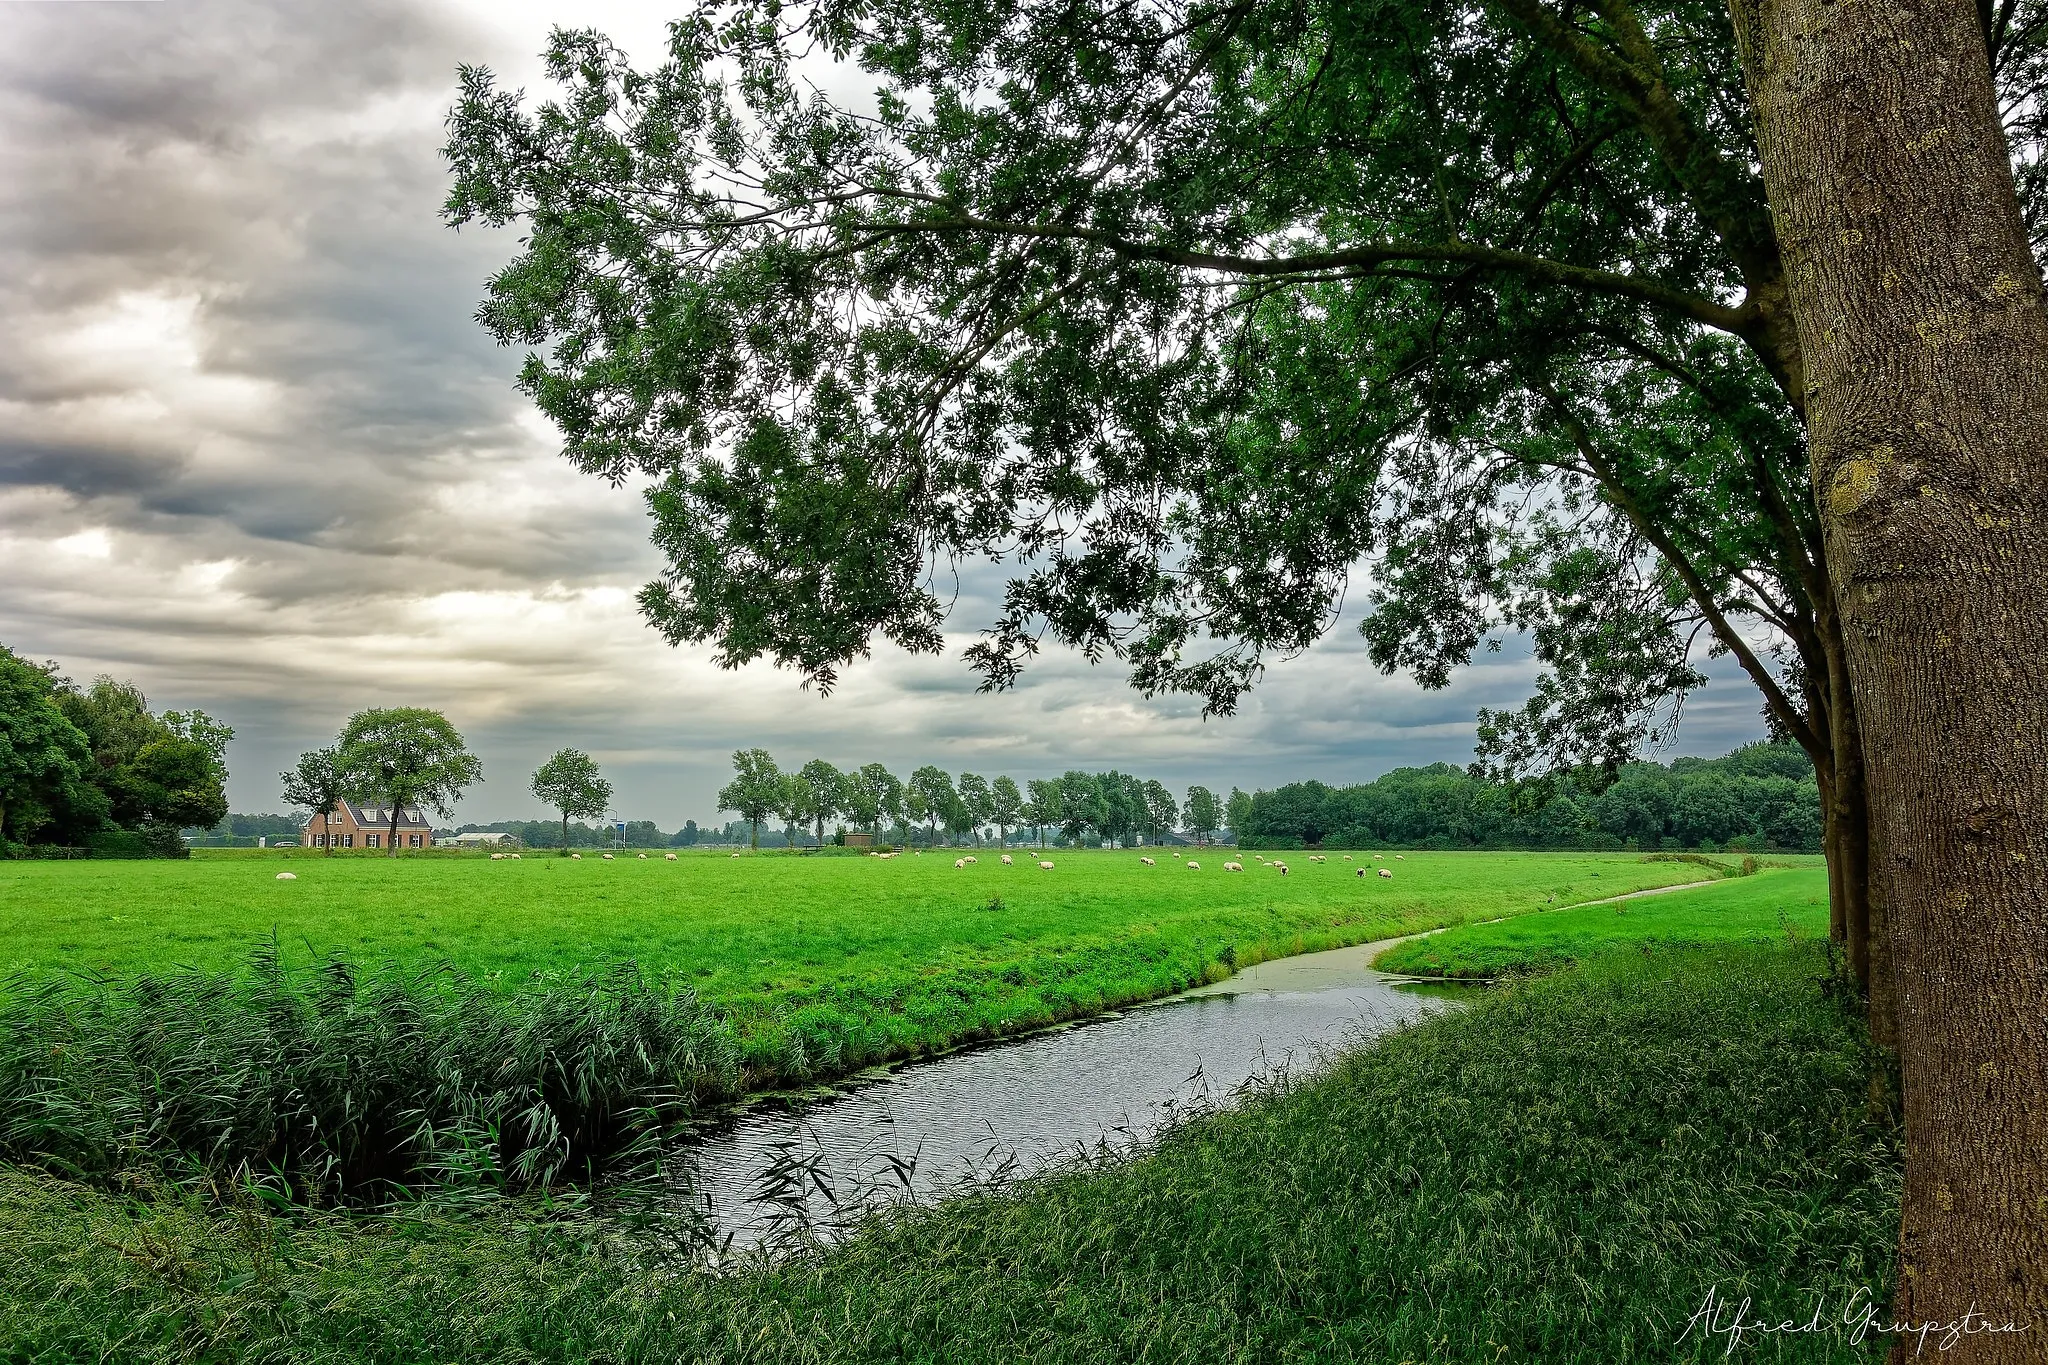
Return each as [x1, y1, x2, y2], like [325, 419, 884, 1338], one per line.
[675, 939, 1471, 1248]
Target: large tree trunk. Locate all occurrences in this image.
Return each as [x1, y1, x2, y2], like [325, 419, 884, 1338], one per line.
[1732, 0, 2048, 1352]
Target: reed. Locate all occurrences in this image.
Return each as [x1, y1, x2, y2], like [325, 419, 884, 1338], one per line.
[0, 943, 742, 1202]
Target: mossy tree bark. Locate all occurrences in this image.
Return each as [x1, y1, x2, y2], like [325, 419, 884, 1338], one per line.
[1732, 0, 2048, 1349]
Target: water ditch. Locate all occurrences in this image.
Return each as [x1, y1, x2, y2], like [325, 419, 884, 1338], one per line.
[669, 936, 1476, 1249]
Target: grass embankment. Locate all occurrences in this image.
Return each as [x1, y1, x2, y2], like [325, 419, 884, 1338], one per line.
[1373, 866, 1830, 979]
[0, 851, 1738, 1199]
[0, 942, 1899, 1363]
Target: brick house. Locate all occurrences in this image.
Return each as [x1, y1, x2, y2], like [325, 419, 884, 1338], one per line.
[303, 800, 433, 850]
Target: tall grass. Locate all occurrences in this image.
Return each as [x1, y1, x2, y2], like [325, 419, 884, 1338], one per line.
[0, 943, 1900, 1363]
[0, 945, 742, 1203]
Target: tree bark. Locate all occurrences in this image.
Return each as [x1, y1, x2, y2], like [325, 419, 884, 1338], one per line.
[1732, 0, 2048, 1352]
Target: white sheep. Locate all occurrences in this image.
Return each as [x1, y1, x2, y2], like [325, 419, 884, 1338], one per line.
[637, 853, 647, 860]
[955, 858, 967, 869]
[1000, 854, 1013, 865]
[1225, 861, 1243, 872]
[571, 853, 583, 860]
[1355, 867, 1367, 877]
[1379, 868, 1394, 879]
[1343, 854, 1353, 861]
[1274, 863, 1289, 875]
[965, 856, 977, 864]
[1038, 860, 1055, 870]
[665, 853, 678, 861]
[602, 853, 614, 861]
[510, 853, 521, 860]
[731, 852, 742, 858]
[1139, 856, 1155, 866]
[490, 852, 504, 861]
[1186, 860, 1201, 869]
[1395, 854, 1405, 860]
[275, 872, 297, 881]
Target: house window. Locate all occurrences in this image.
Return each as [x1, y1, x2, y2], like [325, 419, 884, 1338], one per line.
[341, 835, 353, 848]
[366, 833, 381, 848]
[408, 834, 422, 848]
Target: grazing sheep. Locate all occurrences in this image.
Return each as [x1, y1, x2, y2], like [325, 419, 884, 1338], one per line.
[1000, 854, 1013, 865]
[602, 853, 614, 861]
[731, 852, 742, 858]
[637, 853, 647, 860]
[1379, 868, 1394, 879]
[275, 872, 297, 881]
[1140, 856, 1156, 866]
[1395, 854, 1405, 860]
[1343, 854, 1353, 861]
[490, 852, 504, 861]
[1355, 867, 1367, 877]
[1225, 861, 1243, 872]
[965, 856, 977, 864]
[509, 853, 521, 860]
[571, 853, 583, 860]
[955, 858, 967, 869]
[665, 853, 678, 861]
[1038, 860, 1055, 870]
[1186, 860, 1201, 869]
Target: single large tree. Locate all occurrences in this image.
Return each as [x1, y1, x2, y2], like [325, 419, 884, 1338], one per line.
[1184, 786, 1222, 847]
[337, 708, 483, 857]
[718, 747, 782, 849]
[448, 1, 2048, 1333]
[0, 646, 101, 847]
[1024, 778, 1059, 847]
[281, 747, 349, 854]
[792, 758, 847, 849]
[988, 775, 1024, 846]
[955, 772, 993, 846]
[531, 748, 613, 854]
[907, 765, 956, 846]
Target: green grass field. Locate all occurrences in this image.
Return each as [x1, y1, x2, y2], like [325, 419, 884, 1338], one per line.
[1372, 864, 1832, 977]
[0, 850, 1757, 1060]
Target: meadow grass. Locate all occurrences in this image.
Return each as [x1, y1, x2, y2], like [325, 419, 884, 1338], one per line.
[0, 941, 1899, 1363]
[0, 849, 1768, 1076]
[1372, 865, 1832, 978]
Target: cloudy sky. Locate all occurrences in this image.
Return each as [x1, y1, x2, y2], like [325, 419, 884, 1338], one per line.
[0, 0, 1768, 826]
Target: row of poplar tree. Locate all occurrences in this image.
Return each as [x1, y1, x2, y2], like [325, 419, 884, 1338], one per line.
[713, 749, 1236, 850]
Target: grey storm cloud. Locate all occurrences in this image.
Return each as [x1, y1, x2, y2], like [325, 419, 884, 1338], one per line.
[0, 0, 1769, 825]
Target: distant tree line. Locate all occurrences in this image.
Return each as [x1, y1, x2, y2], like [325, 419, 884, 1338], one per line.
[1236, 743, 1821, 853]
[0, 644, 233, 857]
[715, 748, 1227, 850]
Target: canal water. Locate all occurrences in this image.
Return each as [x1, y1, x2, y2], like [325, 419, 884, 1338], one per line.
[673, 937, 1471, 1249]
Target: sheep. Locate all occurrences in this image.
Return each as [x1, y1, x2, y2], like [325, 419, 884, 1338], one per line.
[490, 852, 504, 861]
[1395, 854, 1405, 860]
[665, 853, 678, 861]
[275, 872, 297, 881]
[964, 856, 977, 864]
[602, 853, 615, 861]
[1000, 854, 1013, 865]
[955, 858, 967, 869]
[1379, 868, 1394, 879]
[509, 853, 521, 860]
[1355, 867, 1367, 877]
[637, 853, 647, 860]
[1343, 854, 1353, 861]
[1186, 860, 1201, 870]
[571, 853, 583, 860]
[1274, 863, 1289, 874]
[1224, 861, 1243, 872]
[1139, 856, 1156, 866]
[731, 852, 742, 858]
[1038, 860, 1055, 870]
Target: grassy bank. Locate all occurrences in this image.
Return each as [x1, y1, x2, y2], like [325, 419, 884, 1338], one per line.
[1373, 866, 1831, 978]
[0, 942, 1899, 1363]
